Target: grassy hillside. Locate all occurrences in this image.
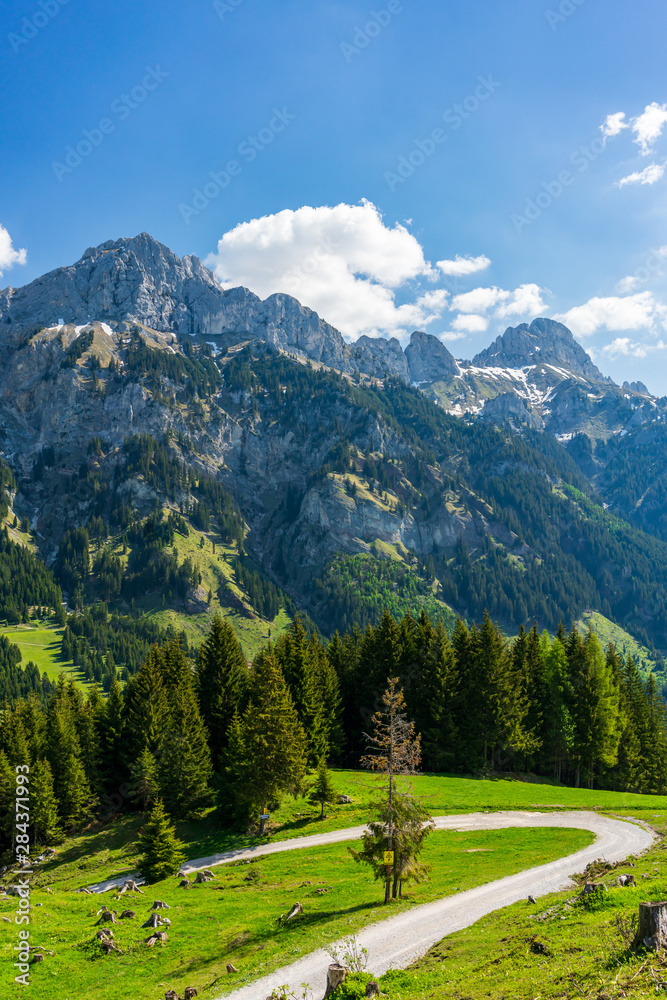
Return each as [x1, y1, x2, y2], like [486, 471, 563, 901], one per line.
[0, 621, 75, 682]
[1, 826, 592, 1000]
[577, 609, 663, 677]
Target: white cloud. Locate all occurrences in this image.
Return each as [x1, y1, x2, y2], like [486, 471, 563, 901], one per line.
[205, 201, 449, 340]
[452, 313, 489, 333]
[437, 254, 491, 277]
[600, 112, 628, 139]
[632, 102, 667, 156]
[496, 283, 547, 318]
[0, 224, 26, 278]
[617, 162, 666, 187]
[451, 283, 547, 320]
[617, 275, 640, 293]
[601, 336, 667, 360]
[440, 331, 467, 342]
[554, 291, 667, 338]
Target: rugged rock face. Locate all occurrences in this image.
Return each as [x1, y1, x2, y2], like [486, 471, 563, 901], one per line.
[348, 335, 410, 380]
[480, 392, 544, 430]
[472, 318, 607, 383]
[405, 331, 458, 383]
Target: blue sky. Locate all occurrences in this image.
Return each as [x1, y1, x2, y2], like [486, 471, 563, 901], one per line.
[2, 0, 667, 390]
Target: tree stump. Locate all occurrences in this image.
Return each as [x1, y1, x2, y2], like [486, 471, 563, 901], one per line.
[283, 902, 303, 923]
[324, 964, 348, 998]
[32, 953, 44, 964]
[96, 910, 117, 925]
[618, 874, 636, 887]
[226, 964, 238, 973]
[96, 929, 114, 940]
[164, 991, 179, 1000]
[184, 989, 199, 999]
[119, 910, 135, 920]
[635, 902, 667, 951]
[365, 983, 380, 998]
[179, 879, 193, 889]
[337, 795, 353, 804]
[194, 872, 212, 884]
[142, 913, 162, 929]
[151, 900, 171, 910]
[203, 870, 215, 879]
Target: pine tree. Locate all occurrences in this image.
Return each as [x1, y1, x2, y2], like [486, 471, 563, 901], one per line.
[308, 757, 336, 819]
[138, 798, 187, 883]
[350, 788, 434, 899]
[99, 679, 126, 792]
[361, 677, 421, 904]
[224, 650, 308, 834]
[122, 645, 170, 764]
[160, 673, 213, 819]
[410, 613, 457, 771]
[275, 617, 328, 763]
[130, 747, 160, 812]
[196, 614, 248, 767]
[31, 758, 62, 844]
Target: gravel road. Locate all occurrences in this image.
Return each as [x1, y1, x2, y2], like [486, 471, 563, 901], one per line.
[212, 811, 654, 1000]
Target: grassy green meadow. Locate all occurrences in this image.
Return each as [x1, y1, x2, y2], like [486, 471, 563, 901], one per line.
[4, 771, 667, 1000]
[0, 622, 75, 682]
[1, 826, 593, 1000]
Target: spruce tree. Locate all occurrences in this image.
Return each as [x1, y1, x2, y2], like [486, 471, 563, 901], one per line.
[130, 747, 160, 812]
[410, 613, 458, 771]
[160, 675, 213, 819]
[308, 757, 337, 819]
[196, 614, 248, 767]
[138, 798, 187, 882]
[31, 758, 63, 844]
[275, 617, 327, 763]
[224, 650, 307, 834]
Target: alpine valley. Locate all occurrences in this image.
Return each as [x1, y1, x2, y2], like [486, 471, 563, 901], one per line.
[1, 233, 667, 674]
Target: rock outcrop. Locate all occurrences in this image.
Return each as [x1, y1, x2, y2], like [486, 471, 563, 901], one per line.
[405, 331, 458, 383]
[472, 318, 607, 383]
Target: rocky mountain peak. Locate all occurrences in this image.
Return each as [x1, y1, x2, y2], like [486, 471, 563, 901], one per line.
[472, 317, 608, 383]
[405, 331, 458, 383]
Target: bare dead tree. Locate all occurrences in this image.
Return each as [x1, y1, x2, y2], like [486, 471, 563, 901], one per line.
[361, 677, 421, 904]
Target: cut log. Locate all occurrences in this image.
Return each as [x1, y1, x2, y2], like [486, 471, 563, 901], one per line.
[151, 900, 171, 910]
[635, 901, 667, 951]
[119, 910, 135, 920]
[323, 964, 348, 998]
[365, 983, 381, 998]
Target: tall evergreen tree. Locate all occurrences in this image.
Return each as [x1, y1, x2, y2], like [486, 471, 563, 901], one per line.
[138, 798, 187, 882]
[196, 614, 248, 767]
[31, 758, 62, 844]
[224, 650, 307, 834]
[274, 617, 327, 763]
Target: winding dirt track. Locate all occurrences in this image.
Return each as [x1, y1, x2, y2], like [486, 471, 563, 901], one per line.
[214, 811, 654, 1000]
[84, 811, 654, 999]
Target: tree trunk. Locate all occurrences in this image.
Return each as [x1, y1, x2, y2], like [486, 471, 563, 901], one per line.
[635, 902, 667, 951]
[323, 964, 348, 998]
